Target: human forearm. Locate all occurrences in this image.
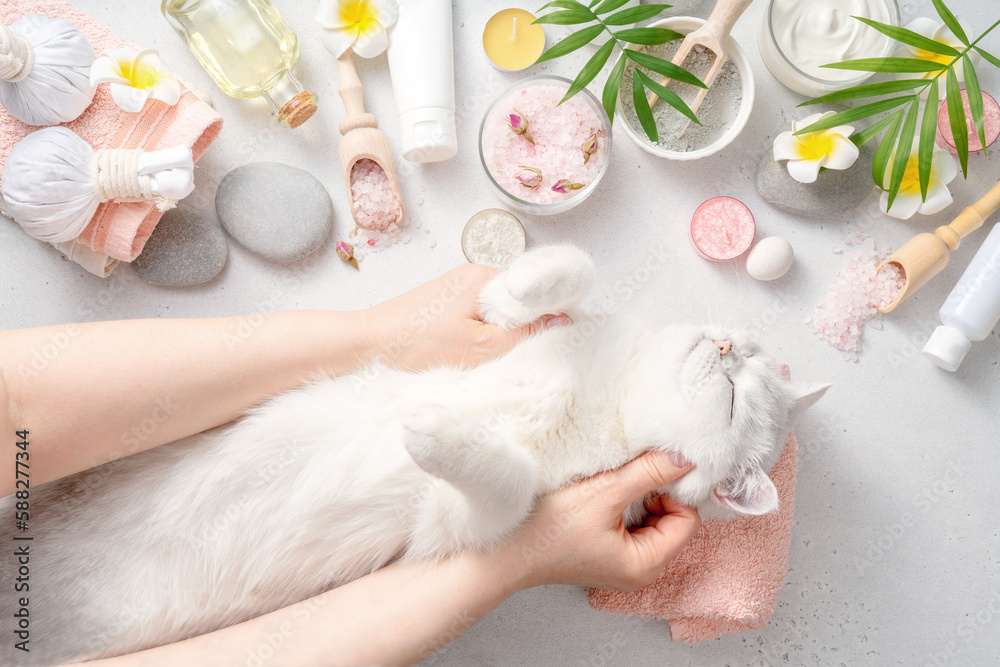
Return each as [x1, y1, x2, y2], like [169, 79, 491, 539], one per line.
[83, 550, 515, 667]
[1, 309, 375, 491]
[77, 453, 696, 666]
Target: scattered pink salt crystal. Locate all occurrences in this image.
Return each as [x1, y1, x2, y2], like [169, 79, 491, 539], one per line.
[807, 232, 905, 361]
[350, 159, 402, 231]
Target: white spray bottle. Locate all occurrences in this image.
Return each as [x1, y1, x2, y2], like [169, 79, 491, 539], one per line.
[923, 224, 1000, 371]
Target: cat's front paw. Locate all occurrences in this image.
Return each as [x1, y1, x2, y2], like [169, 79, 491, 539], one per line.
[480, 245, 594, 328]
[402, 405, 474, 480]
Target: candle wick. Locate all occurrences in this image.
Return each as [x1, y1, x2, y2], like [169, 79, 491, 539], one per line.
[511, 16, 517, 41]
[724, 228, 731, 243]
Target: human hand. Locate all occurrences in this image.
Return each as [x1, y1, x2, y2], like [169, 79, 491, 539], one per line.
[495, 451, 701, 593]
[361, 263, 571, 371]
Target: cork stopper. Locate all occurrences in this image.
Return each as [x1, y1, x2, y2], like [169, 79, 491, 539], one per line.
[279, 91, 318, 129]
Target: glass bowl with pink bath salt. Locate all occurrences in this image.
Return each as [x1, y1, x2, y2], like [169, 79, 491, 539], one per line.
[479, 75, 612, 215]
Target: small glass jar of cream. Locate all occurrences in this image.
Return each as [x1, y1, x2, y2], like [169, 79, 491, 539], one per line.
[759, 0, 900, 97]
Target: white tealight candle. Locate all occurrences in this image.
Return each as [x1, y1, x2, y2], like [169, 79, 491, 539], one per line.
[462, 209, 526, 270]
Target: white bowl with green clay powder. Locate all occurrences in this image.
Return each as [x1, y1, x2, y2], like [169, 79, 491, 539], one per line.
[615, 17, 754, 161]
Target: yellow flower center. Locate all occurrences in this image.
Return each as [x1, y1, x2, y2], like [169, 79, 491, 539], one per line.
[796, 130, 837, 161]
[913, 48, 954, 67]
[340, 0, 380, 36]
[118, 58, 160, 90]
[898, 155, 924, 195]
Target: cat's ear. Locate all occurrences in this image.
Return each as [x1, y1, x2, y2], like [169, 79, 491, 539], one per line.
[787, 383, 831, 423]
[713, 465, 779, 515]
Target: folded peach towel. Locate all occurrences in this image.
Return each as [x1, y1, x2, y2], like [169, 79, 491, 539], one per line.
[588, 364, 798, 643]
[0, 0, 222, 271]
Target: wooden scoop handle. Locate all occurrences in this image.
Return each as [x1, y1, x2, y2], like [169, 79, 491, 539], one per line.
[696, 0, 755, 52]
[936, 177, 1000, 251]
[336, 50, 378, 136]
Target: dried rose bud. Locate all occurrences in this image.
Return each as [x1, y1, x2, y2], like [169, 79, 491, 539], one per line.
[515, 165, 543, 190]
[506, 108, 535, 144]
[336, 240, 359, 271]
[551, 178, 585, 194]
[581, 128, 603, 164]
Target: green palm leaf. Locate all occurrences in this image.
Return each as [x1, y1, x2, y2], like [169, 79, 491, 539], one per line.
[932, 0, 969, 45]
[604, 4, 673, 25]
[625, 48, 705, 88]
[872, 110, 903, 188]
[531, 1, 697, 134]
[799, 79, 929, 106]
[637, 70, 701, 125]
[805, 4, 1000, 206]
[796, 97, 913, 135]
[945, 66, 969, 176]
[602, 54, 627, 124]
[850, 113, 900, 147]
[534, 25, 605, 63]
[613, 27, 678, 45]
[852, 17, 960, 56]
[560, 39, 616, 104]
[918, 80, 940, 200]
[886, 100, 918, 209]
[540, 0, 590, 11]
[963, 56, 987, 149]
[974, 47, 1000, 69]
[594, 0, 632, 13]
[822, 57, 947, 73]
[535, 10, 599, 25]
[632, 73, 657, 141]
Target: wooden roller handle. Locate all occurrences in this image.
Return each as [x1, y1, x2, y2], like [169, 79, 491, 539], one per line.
[936, 177, 1000, 250]
[336, 49, 378, 135]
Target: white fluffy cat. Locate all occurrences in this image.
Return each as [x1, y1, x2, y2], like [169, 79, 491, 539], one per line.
[0, 246, 827, 665]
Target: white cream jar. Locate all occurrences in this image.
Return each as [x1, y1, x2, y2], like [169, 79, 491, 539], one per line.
[759, 0, 900, 97]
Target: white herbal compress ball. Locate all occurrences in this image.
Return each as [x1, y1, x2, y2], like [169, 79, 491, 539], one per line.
[2, 126, 195, 243]
[0, 15, 96, 126]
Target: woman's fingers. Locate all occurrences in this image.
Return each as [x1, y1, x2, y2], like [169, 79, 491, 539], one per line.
[607, 450, 693, 513]
[630, 503, 702, 570]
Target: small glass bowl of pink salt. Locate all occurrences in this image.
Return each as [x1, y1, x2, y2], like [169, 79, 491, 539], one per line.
[479, 75, 612, 216]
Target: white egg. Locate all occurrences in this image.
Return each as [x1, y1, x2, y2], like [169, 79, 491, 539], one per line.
[746, 236, 794, 281]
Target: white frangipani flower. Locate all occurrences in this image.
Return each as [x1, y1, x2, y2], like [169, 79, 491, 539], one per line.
[880, 138, 958, 219]
[773, 111, 860, 184]
[894, 17, 980, 99]
[90, 49, 181, 113]
[316, 0, 400, 59]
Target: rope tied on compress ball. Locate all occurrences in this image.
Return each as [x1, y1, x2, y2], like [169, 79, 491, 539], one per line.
[0, 24, 34, 83]
[1, 127, 194, 243]
[93, 149, 159, 205]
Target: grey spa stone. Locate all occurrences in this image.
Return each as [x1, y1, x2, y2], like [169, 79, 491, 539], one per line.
[756, 141, 876, 218]
[216, 162, 333, 263]
[133, 209, 228, 286]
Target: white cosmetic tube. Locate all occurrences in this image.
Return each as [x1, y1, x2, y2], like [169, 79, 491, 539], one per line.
[386, 0, 458, 163]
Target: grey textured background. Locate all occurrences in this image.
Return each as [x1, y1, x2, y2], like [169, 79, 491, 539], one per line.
[1, 1, 998, 665]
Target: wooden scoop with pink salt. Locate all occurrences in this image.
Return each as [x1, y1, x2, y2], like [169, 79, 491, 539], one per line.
[336, 49, 405, 231]
[876, 178, 1000, 313]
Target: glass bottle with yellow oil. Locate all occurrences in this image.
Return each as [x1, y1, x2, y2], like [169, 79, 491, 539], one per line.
[161, 0, 317, 128]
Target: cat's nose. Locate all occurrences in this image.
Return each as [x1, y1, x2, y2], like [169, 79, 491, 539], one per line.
[713, 339, 732, 356]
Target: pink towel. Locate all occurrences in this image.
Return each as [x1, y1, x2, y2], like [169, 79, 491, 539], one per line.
[0, 0, 222, 263]
[588, 363, 799, 643]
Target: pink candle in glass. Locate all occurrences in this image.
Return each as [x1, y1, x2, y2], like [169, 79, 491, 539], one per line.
[690, 196, 755, 261]
[937, 89, 1000, 155]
